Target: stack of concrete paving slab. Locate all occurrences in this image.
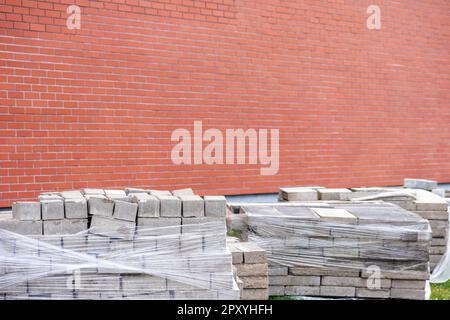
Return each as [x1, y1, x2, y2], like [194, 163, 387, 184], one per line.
[240, 202, 432, 300]
[227, 238, 269, 300]
[0, 188, 239, 300]
[277, 185, 449, 272]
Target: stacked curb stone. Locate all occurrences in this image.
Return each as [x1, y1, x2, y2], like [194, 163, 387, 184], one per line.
[0, 188, 239, 300]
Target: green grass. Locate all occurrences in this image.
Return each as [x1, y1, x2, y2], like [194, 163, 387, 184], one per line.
[431, 281, 450, 300]
[269, 281, 450, 300]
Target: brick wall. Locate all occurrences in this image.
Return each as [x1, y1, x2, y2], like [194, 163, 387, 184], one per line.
[1, 0, 449, 207]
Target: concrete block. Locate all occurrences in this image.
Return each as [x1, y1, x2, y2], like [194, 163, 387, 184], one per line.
[311, 208, 357, 224]
[82, 188, 105, 195]
[270, 275, 320, 286]
[137, 217, 181, 236]
[204, 196, 227, 217]
[87, 234, 110, 254]
[226, 242, 243, 264]
[12, 202, 41, 221]
[64, 198, 88, 219]
[38, 194, 63, 201]
[432, 189, 447, 198]
[414, 210, 448, 220]
[432, 227, 448, 238]
[121, 275, 167, 293]
[75, 274, 121, 292]
[104, 190, 127, 199]
[61, 190, 84, 199]
[235, 263, 268, 277]
[62, 235, 87, 253]
[269, 267, 289, 276]
[269, 286, 285, 296]
[155, 195, 181, 217]
[284, 286, 320, 296]
[390, 288, 426, 300]
[124, 187, 146, 194]
[171, 188, 195, 196]
[41, 199, 64, 220]
[430, 246, 446, 255]
[88, 196, 114, 217]
[241, 288, 268, 300]
[0, 216, 42, 235]
[320, 286, 355, 298]
[181, 217, 226, 235]
[173, 290, 218, 300]
[210, 272, 235, 289]
[178, 195, 204, 217]
[404, 178, 437, 190]
[279, 188, 318, 201]
[321, 276, 390, 288]
[361, 269, 429, 280]
[90, 215, 135, 240]
[240, 276, 268, 289]
[131, 193, 159, 218]
[148, 190, 172, 196]
[113, 200, 138, 222]
[391, 280, 426, 289]
[415, 201, 448, 212]
[235, 242, 266, 264]
[356, 288, 390, 299]
[43, 219, 88, 235]
[179, 234, 203, 253]
[318, 188, 352, 201]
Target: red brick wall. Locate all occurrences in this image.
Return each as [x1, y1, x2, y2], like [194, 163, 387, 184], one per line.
[1, 0, 449, 207]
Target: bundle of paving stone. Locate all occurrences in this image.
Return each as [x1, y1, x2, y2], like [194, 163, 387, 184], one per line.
[277, 186, 449, 271]
[0, 188, 239, 300]
[227, 238, 269, 300]
[240, 202, 432, 300]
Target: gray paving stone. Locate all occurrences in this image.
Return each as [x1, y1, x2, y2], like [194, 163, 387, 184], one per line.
[404, 178, 437, 190]
[269, 267, 289, 276]
[64, 198, 88, 219]
[90, 215, 135, 240]
[390, 288, 426, 300]
[318, 188, 352, 201]
[113, 200, 138, 222]
[136, 217, 181, 236]
[155, 195, 181, 217]
[235, 263, 268, 277]
[132, 193, 159, 218]
[356, 288, 390, 299]
[269, 275, 320, 286]
[12, 201, 41, 221]
[171, 188, 195, 196]
[178, 195, 204, 217]
[88, 196, 114, 217]
[320, 286, 355, 298]
[43, 219, 88, 235]
[284, 285, 320, 296]
[268, 286, 285, 296]
[41, 199, 64, 220]
[0, 215, 42, 235]
[240, 276, 268, 289]
[204, 196, 227, 217]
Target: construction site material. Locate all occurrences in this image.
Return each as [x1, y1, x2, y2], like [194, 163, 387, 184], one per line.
[227, 238, 268, 300]
[404, 179, 438, 191]
[277, 186, 449, 273]
[240, 202, 432, 300]
[0, 188, 237, 300]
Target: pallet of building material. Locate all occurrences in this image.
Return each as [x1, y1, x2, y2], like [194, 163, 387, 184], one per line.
[0, 187, 238, 300]
[240, 202, 432, 300]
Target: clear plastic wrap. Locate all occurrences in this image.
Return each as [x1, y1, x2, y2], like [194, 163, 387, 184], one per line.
[0, 220, 239, 300]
